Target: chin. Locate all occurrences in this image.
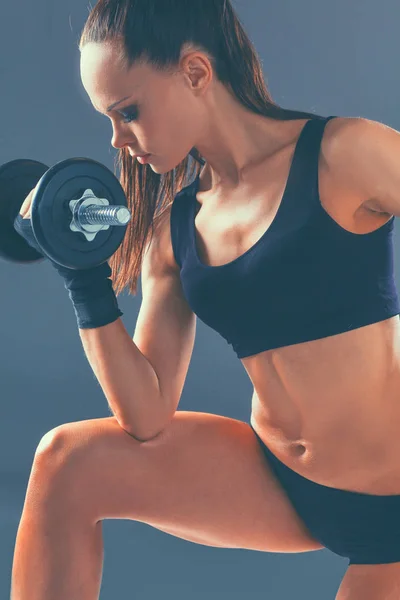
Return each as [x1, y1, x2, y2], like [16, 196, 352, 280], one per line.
[153, 158, 181, 175]
[146, 163, 169, 176]
[148, 152, 195, 175]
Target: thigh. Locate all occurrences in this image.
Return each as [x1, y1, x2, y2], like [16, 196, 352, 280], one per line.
[336, 563, 400, 600]
[34, 411, 324, 553]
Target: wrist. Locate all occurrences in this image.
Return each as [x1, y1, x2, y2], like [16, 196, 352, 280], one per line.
[71, 284, 123, 329]
[63, 263, 123, 329]
[13, 214, 123, 329]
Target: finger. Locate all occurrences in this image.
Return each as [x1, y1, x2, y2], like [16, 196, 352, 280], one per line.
[19, 187, 36, 219]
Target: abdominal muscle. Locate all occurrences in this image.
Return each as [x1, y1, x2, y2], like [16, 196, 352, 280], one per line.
[244, 315, 400, 495]
[193, 117, 400, 495]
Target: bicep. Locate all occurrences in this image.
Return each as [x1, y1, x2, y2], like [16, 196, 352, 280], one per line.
[133, 210, 196, 412]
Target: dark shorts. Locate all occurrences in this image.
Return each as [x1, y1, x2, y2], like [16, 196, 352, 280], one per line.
[250, 424, 400, 565]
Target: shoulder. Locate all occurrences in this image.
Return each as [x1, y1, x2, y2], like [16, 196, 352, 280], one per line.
[318, 116, 358, 184]
[145, 181, 193, 275]
[320, 116, 379, 213]
[320, 115, 363, 161]
[317, 116, 390, 226]
[322, 116, 400, 216]
[320, 115, 386, 200]
[318, 116, 361, 187]
[144, 201, 177, 275]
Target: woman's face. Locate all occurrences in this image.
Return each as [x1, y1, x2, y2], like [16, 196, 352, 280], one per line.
[80, 42, 205, 173]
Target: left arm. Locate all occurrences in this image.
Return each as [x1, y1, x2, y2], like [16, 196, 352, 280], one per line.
[326, 116, 400, 217]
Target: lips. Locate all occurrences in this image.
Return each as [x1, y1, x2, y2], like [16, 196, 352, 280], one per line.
[136, 154, 152, 165]
[128, 149, 147, 157]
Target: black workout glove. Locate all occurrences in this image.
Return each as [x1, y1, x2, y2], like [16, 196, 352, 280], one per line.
[13, 215, 123, 329]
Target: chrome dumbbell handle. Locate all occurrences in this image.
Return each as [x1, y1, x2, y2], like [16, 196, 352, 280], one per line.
[79, 205, 131, 227]
[69, 189, 132, 242]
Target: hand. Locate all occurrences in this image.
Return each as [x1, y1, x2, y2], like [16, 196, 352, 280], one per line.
[13, 193, 121, 330]
[19, 185, 38, 219]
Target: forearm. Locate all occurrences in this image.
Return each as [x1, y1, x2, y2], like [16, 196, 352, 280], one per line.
[78, 318, 172, 441]
[12, 216, 167, 438]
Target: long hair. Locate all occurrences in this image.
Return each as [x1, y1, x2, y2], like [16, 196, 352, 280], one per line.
[79, 0, 323, 296]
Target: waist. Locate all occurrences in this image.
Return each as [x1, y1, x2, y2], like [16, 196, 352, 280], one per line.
[251, 404, 400, 493]
[247, 317, 400, 493]
[234, 301, 400, 358]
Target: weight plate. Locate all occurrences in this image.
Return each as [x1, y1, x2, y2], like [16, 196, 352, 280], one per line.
[31, 157, 129, 270]
[0, 159, 48, 263]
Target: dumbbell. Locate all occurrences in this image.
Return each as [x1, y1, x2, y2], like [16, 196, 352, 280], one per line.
[0, 158, 132, 270]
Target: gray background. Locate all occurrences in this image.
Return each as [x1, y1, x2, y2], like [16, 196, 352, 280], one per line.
[1, 0, 399, 598]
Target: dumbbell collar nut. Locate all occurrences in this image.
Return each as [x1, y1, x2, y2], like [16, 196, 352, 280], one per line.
[69, 189, 126, 242]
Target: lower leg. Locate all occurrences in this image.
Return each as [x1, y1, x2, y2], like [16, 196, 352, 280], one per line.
[11, 507, 104, 600]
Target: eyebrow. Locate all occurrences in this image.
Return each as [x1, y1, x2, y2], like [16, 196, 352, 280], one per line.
[106, 96, 132, 112]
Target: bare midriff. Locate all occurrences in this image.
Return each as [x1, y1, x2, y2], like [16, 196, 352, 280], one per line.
[194, 117, 400, 496]
[245, 316, 400, 495]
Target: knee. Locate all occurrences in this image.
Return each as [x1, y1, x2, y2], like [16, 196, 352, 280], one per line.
[34, 422, 89, 477]
[35, 426, 66, 457]
[33, 418, 123, 474]
[31, 422, 104, 507]
[26, 425, 96, 516]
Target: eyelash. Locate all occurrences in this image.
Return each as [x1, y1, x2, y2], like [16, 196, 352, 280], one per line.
[119, 107, 139, 123]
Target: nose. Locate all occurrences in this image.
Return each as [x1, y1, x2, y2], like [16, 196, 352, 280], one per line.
[111, 125, 136, 150]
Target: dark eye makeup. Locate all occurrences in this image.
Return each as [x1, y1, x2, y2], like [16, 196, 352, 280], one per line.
[118, 105, 139, 123]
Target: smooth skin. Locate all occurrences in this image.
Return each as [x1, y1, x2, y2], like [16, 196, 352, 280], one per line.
[10, 41, 394, 600]
[11, 413, 323, 598]
[79, 41, 301, 189]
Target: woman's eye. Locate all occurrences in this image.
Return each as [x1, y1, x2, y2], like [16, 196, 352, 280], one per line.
[119, 107, 139, 123]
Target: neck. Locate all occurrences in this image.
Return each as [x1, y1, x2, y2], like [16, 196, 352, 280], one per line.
[195, 116, 303, 193]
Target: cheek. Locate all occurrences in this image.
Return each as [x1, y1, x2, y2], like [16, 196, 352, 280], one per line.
[143, 95, 199, 161]
[144, 112, 182, 152]
[167, 104, 198, 145]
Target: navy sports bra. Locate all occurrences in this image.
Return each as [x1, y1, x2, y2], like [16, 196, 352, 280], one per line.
[170, 116, 399, 359]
